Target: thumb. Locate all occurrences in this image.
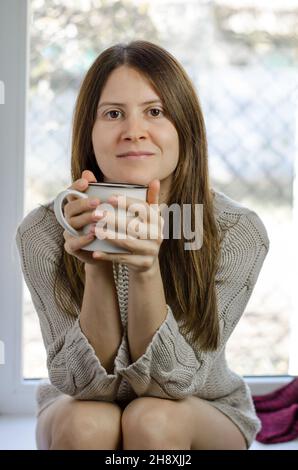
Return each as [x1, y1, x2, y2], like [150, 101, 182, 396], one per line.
[147, 179, 160, 205]
[82, 169, 97, 183]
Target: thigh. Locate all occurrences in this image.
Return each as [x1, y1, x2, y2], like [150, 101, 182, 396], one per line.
[36, 395, 123, 450]
[186, 396, 247, 450]
[36, 395, 70, 450]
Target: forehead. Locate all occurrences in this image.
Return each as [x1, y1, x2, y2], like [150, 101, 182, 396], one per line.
[100, 65, 159, 100]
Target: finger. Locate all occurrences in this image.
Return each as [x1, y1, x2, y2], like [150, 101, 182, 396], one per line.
[67, 171, 97, 203]
[95, 227, 159, 255]
[64, 230, 96, 254]
[64, 196, 101, 219]
[63, 227, 95, 242]
[107, 195, 151, 222]
[81, 170, 97, 183]
[147, 179, 160, 205]
[126, 219, 148, 239]
[127, 221, 163, 242]
[64, 207, 104, 229]
[94, 206, 140, 234]
[92, 250, 152, 268]
[66, 179, 88, 203]
[102, 197, 162, 240]
[96, 217, 162, 241]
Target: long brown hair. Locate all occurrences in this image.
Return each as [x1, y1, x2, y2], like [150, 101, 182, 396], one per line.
[53, 40, 221, 351]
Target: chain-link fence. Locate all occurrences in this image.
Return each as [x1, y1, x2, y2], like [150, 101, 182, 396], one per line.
[23, 0, 298, 378]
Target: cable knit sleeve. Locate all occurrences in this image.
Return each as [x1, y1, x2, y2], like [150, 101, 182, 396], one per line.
[15, 206, 124, 401]
[115, 210, 269, 399]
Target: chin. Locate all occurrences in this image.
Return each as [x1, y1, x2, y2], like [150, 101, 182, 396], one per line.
[114, 174, 153, 186]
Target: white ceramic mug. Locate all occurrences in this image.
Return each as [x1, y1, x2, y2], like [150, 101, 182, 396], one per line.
[54, 182, 148, 253]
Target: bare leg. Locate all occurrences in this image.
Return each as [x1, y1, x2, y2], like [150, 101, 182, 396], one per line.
[36, 395, 123, 450]
[121, 397, 192, 450]
[121, 396, 247, 450]
[186, 396, 247, 450]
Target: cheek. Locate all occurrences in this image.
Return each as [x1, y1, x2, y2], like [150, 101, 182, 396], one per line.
[91, 126, 98, 148]
[168, 131, 179, 169]
[167, 128, 179, 156]
[158, 124, 178, 145]
[92, 125, 109, 153]
[93, 124, 117, 148]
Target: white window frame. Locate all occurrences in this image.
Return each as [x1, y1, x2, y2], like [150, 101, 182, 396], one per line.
[290, 99, 298, 376]
[0, 0, 36, 414]
[0, 0, 296, 415]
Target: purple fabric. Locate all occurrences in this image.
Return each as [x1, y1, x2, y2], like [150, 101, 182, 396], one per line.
[252, 378, 298, 444]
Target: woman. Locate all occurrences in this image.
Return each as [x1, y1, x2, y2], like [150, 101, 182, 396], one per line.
[16, 40, 269, 450]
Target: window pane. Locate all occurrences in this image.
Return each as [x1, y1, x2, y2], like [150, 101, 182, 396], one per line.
[24, 0, 295, 378]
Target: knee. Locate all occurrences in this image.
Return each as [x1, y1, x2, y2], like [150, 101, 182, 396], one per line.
[50, 401, 122, 450]
[121, 398, 174, 448]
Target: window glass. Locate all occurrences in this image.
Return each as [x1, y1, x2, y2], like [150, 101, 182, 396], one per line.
[24, 0, 296, 378]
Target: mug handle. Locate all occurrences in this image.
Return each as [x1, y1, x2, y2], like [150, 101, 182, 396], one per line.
[54, 189, 87, 237]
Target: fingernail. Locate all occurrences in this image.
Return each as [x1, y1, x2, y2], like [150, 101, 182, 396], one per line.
[94, 209, 105, 217]
[107, 196, 118, 204]
[90, 199, 99, 207]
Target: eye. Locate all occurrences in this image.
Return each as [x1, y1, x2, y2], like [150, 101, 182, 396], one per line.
[105, 110, 123, 120]
[148, 108, 164, 117]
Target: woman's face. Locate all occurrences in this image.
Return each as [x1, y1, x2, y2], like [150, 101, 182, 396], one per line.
[92, 65, 179, 200]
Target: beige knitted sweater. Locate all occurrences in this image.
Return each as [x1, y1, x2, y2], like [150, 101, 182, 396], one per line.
[15, 190, 269, 448]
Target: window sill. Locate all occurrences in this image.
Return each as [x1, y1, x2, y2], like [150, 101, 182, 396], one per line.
[0, 414, 297, 450]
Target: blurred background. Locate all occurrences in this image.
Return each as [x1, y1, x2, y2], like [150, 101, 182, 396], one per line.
[23, 0, 298, 379]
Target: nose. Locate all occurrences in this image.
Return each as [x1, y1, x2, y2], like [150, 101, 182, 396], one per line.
[121, 114, 148, 141]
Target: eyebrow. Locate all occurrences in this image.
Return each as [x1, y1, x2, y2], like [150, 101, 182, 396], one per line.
[97, 100, 163, 109]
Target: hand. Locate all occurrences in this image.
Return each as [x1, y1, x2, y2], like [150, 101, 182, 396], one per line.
[63, 170, 107, 266]
[92, 179, 164, 274]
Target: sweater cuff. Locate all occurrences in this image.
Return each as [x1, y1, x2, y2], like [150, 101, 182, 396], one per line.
[54, 317, 120, 402]
[116, 305, 178, 379]
[114, 328, 131, 372]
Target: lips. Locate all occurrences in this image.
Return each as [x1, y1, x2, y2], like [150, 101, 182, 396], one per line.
[117, 151, 155, 158]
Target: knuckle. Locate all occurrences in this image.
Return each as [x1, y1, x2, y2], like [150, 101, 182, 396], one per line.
[64, 203, 71, 217]
[69, 242, 77, 254]
[76, 178, 84, 187]
[143, 259, 152, 269]
[151, 247, 159, 256]
[64, 235, 77, 254]
[84, 198, 92, 209]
